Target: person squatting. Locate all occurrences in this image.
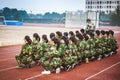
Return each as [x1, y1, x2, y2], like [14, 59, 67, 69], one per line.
[15, 29, 118, 74]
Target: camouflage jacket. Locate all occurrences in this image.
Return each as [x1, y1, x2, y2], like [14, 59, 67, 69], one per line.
[19, 43, 32, 58]
[31, 40, 41, 54]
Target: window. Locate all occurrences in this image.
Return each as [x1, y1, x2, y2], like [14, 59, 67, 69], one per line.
[88, 2, 90, 4]
[109, 6, 111, 8]
[97, 1, 99, 4]
[117, 1, 119, 4]
[110, 1, 111, 4]
[97, 6, 99, 8]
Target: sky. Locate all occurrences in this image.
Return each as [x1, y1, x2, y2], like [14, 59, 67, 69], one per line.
[0, 0, 85, 14]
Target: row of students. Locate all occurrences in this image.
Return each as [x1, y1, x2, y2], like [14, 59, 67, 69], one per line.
[15, 29, 118, 74]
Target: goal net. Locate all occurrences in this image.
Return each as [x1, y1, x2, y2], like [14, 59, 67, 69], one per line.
[0, 16, 6, 26]
[65, 11, 99, 29]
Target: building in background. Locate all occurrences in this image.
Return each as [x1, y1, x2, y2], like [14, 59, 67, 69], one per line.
[86, 0, 120, 14]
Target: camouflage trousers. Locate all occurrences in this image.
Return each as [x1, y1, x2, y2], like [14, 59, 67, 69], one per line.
[15, 54, 32, 65]
[40, 57, 62, 71]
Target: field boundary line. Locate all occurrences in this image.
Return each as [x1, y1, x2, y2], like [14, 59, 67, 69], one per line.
[85, 61, 120, 80]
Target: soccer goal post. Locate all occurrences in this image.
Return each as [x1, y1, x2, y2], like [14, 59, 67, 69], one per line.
[0, 16, 6, 26]
[65, 11, 99, 29]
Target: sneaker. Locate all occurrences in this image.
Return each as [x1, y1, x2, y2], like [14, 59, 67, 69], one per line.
[41, 70, 51, 74]
[16, 65, 23, 68]
[97, 57, 101, 60]
[66, 65, 71, 71]
[60, 66, 64, 69]
[72, 63, 76, 68]
[110, 52, 113, 56]
[104, 54, 108, 57]
[56, 68, 61, 74]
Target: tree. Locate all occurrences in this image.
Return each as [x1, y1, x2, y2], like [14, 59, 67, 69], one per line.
[110, 5, 120, 26]
[2, 7, 11, 20]
[18, 10, 29, 19]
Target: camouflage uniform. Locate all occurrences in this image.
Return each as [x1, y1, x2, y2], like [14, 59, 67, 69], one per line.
[58, 43, 69, 68]
[40, 44, 62, 71]
[94, 36, 103, 58]
[78, 40, 86, 61]
[64, 43, 78, 66]
[101, 36, 107, 56]
[40, 42, 50, 58]
[87, 38, 96, 60]
[15, 43, 32, 67]
[31, 40, 41, 63]
[86, 23, 95, 33]
[109, 36, 119, 52]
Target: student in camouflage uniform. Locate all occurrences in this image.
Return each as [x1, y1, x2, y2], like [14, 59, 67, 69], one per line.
[15, 35, 32, 68]
[65, 37, 78, 71]
[86, 19, 95, 33]
[87, 32, 96, 61]
[76, 33, 83, 64]
[56, 31, 62, 41]
[40, 34, 49, 58]
[41, 37, 62, 74]
[109, 30, 119, 54]
[104, 31, 112, 56]
[100, 30, 107, 58]
[58, 36, 69, 70]
[82, 34, 90, 63]
[31, 33, 41, 65]
[94, 30, 103, 60]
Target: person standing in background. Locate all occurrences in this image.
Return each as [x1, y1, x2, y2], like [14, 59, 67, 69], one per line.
[86, 19, 95, 33]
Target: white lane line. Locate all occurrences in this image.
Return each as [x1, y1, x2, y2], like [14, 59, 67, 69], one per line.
[25, 74, 43, 80]
[0, 58, 14, 61]
[0, 66, 16, 72]
[85, 61, 120, 80]
[0, 50, 19, 55]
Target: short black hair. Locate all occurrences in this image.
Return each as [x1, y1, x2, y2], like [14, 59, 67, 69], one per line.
[109, 30, 114, 36]
[69, 31, 75, 36]
[50, 33, 55, 39]
[86, 19, 91, 22]
[105, 31, 109, 36]
[76, 33, 83, 40]
[24, 35, 32, 45]
[101, 30, 105, 35]
[33, 33, 40, 41]
[69, 36, 77, 45]
[80, 29, 85, 34]
[42, 34, 48, 43]
[56, 31, 62, 37]
[64, 32, 68, 37]
[95, 30, 100, 36]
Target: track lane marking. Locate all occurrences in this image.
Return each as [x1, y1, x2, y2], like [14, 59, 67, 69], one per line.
[25, 74, 43, 80]
[0, 50, 19, 55]
[85, 61, 120, 80]
[0, 58, 14, 62]
[0, 66, 16, 72]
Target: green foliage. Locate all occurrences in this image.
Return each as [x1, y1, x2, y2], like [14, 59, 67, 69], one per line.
[110, 5, 120, 26]
[0, 7, 28, 21]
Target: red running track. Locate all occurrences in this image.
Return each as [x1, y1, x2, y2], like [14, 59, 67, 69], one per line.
[0, 30, 120, 80]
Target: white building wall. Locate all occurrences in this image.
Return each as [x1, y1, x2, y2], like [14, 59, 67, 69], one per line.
[86, 0, 120, 14]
